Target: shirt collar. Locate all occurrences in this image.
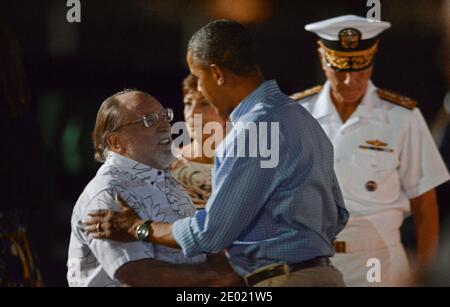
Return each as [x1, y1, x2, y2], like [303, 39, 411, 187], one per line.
[313, 80, 388, 124]
[103, 152, 166, 184]
[311, 81, 336, 119]
[229, 80, 281, 123]
[353, 81, 389, 124]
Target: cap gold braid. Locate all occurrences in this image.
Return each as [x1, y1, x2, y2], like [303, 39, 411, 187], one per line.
[318, 40, 379, 71]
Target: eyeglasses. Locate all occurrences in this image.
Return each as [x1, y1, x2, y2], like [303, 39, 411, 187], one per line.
[113, 108, 174, 132]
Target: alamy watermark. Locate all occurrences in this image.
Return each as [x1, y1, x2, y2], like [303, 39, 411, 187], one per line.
[366, 258, 382, 283]
[66, 0, 81, 23]
[367, 0, 381, 22]
[66, 1, 382, 24]
[171, 115, 280, 169]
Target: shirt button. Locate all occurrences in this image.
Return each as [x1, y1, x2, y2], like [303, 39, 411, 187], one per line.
[365, 180, 377, 192]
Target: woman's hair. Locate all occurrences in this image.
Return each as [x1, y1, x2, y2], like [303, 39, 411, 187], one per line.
[182, 74, 199, 97]
[0, 22, 31, 118]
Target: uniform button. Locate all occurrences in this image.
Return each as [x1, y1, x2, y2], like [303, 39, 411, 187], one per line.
[365, 180, 377, 192]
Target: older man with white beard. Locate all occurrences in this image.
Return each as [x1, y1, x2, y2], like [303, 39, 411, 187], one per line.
[67, 89, 238, 287]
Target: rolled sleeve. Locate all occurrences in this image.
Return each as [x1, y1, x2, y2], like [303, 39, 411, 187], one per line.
[172, 216, 203, 258]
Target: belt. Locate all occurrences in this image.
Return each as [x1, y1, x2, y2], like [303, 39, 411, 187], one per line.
[243, 257, 331, 287]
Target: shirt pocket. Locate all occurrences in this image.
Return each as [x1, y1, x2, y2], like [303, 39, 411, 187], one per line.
[348, 150, 401, 204]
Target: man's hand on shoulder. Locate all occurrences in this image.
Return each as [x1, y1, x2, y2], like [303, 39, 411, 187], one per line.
[84, 194, 144, 242]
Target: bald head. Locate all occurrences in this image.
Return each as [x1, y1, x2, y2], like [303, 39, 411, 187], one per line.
[115, 90, 159, 109]
[92, 89, 168, 166]
[114, 90, 163, 126]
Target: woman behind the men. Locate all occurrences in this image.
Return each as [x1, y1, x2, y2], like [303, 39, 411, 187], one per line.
[171, 75, 226, 208]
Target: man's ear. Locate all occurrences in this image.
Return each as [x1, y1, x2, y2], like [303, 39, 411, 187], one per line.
[210, 64, 225, 86]
[107, 132, 124, 154]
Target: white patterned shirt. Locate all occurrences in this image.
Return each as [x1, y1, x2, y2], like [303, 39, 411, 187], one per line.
[67, 152, 205, 287]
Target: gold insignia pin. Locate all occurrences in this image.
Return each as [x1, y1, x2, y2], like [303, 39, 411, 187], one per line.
[359, 140, 394, 153]
[366, 140, 388, 147]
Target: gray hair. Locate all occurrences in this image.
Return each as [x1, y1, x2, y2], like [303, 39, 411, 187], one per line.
[92, 89, 136, 162]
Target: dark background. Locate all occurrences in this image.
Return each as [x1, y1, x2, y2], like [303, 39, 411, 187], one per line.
[0, 0, 449, 286]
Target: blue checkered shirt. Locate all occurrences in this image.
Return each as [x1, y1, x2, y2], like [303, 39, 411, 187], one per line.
[173, 80, 348, 276]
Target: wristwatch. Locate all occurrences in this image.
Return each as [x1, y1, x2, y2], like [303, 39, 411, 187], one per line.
[135, 221, 153, 241]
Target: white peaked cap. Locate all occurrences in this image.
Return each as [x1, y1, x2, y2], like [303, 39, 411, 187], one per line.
[305, 15, 391, 41]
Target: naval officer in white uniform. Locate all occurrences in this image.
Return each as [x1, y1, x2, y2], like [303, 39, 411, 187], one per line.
[292, 15, 450, 286]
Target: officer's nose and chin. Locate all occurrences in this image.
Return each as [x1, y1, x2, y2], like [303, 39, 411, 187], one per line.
[343, 73, 354, 86]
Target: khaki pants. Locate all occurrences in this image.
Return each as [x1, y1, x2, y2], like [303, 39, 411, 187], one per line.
[252, 265, 345, 287]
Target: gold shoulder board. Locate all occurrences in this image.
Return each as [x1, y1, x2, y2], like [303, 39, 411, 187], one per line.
[377, 89, 418, 110]
[291, 85, 323, 101]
